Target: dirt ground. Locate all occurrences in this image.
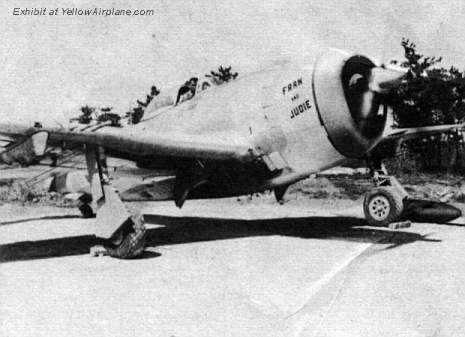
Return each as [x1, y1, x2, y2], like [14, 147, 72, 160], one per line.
[1, 163, 465, 337]
[2, 158, 465, 208]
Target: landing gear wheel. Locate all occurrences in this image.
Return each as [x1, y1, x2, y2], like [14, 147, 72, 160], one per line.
[78, 203, 95, 218]
[363, 186, 404, 226]
[103, 218, 147, 259]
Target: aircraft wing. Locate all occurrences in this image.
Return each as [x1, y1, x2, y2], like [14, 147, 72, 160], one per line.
[0, 122, 256, 165]
[371, 123, 465, 158]
[383, 123, 465, 141]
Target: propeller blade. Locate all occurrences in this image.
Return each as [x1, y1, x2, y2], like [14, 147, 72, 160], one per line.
[368, 67, 406, 93]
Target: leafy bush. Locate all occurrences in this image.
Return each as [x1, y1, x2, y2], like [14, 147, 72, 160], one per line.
[388, 39, 465, 172]
[205, 66, 238, 85]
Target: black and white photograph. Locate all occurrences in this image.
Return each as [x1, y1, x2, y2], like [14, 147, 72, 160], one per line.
[2, 1, 465, 336]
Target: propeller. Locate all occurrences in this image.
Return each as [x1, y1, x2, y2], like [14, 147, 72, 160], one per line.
[368, 66, 406, 93]
[311, 48, 406, 158]
[342, 55, 405, 137]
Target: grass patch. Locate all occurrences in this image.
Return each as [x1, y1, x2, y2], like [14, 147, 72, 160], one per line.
[0, 179, 71, 206]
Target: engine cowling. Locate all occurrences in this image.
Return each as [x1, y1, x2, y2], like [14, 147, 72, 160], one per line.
[312, 49, 401, 158]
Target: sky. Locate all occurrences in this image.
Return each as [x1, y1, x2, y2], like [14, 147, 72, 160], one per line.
[1, 0, 465, 123]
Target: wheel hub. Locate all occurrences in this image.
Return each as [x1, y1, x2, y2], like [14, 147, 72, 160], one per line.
[368, 195, 390, 221]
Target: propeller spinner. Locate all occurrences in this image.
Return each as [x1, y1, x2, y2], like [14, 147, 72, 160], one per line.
[312, 50, 405, 158]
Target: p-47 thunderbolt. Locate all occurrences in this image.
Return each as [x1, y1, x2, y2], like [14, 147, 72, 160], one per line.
[0, 49, 462, 258]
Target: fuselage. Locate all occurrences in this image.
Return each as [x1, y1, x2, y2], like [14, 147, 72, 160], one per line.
[132, 60, 345, 174]
[125, 49, 387, 197]
[0, 49, 392, 201]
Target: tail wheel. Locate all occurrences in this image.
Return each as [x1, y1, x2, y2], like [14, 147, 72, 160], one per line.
[363, 186, 403, 226]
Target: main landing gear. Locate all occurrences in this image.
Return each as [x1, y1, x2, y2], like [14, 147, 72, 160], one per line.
[83, 146, 147, 258]
[363, 164, 462, 226]
[363, 164, 409, 227]
[363, 171, 408, 226]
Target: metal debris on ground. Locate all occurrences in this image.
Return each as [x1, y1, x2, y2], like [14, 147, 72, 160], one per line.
[89, 245, 109, 257]
[388, 220, 412, 229]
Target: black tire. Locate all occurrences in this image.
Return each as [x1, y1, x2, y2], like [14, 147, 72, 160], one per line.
[104, 218, 146, 259]
[78, 203, 95, 218]
[403, 199, 462, 223]
[363, 186, 404, 226]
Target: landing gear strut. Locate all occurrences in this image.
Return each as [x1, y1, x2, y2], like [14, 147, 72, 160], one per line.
[363, 161, 408, 226]
[364, 162, 462, 225]
[85, 145, 147, 258]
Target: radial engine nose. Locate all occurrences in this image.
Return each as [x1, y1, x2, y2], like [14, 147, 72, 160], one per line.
[312, 49, 404, 158]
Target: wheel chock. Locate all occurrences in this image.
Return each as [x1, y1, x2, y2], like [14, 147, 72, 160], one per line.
[388, 220, 411, 229]
[89, 245, 109, 257]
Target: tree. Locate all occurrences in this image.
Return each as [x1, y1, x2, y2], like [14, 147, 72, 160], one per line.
[388, 38, 465, 127]
[128, 84, 160, 124]
[205, 66, 238, 85]
[73, 105, 95, 124]
[387, 39, 465, 171]
[96, 107, 121, 127]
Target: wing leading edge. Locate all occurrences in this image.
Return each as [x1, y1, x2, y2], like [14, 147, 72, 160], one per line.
[383, 123, 465, 141]
[0, 123, 256, 164]
[370, 123, 465, 159]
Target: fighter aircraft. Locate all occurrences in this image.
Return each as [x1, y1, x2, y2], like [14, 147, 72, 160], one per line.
[0, 48, 463, 258]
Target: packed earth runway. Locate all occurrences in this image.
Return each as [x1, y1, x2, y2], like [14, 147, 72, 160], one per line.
[1, 195, 465, 337]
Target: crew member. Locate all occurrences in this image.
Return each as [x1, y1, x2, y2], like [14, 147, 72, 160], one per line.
[175, 77, 198, 105]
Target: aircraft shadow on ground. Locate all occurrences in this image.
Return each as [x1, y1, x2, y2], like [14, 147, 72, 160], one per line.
[0, 214, 440, 263]
[143, 215, 440, 250]
[0, 215, 82, 226]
